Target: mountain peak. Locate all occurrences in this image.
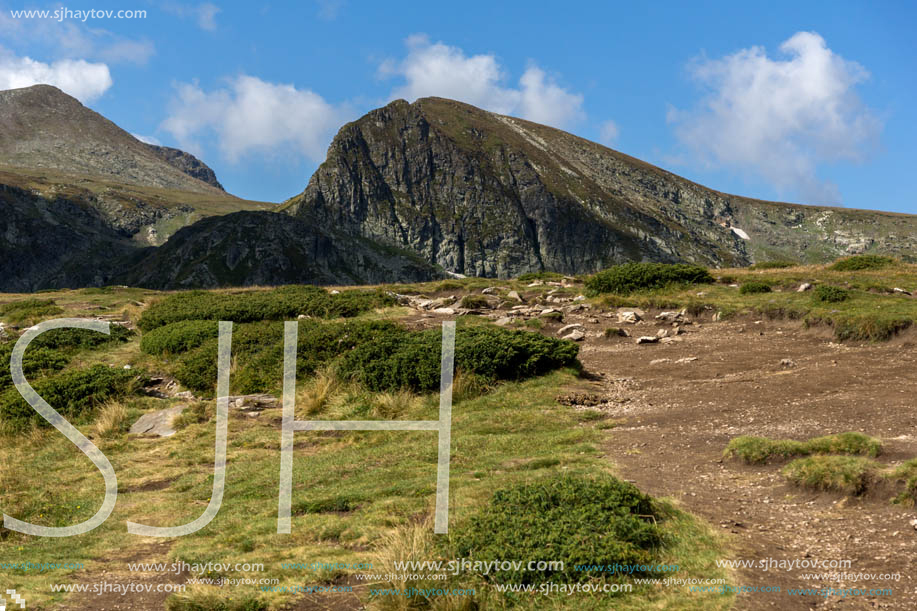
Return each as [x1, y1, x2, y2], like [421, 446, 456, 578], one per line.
[0, 83, 222, 193]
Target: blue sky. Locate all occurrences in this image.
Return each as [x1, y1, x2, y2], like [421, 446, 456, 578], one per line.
[0, 1, 914, 212]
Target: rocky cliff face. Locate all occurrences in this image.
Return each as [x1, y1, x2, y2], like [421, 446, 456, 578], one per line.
[0, 183, 135, 291]
[143, 144, 225, 191]
[115, 211, 440, 289]
[284, 97, 917, 276]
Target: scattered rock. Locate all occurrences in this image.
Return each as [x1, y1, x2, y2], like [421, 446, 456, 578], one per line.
[527, 280, 544, 287]
[329, 289, 341, 295]
[655, 309, 686, 322]
[0, 323, 9, 342]
[494, 317, 513, 326]
[676, 356, 699, 363]
[650, 358, 672, 365]
[617, 311, 642, 324]
[573, 295, 587, 302]
[797, 283, 812, 292]
[481, 287, 497, 295]
[558, 323, 585, 336]
[780, 358, 796, 368]
[433, 307, 456, 315]
[712, 311, 722, 322]
[556, 392, 604, 407]
[506, 290, 524, 302]
[227, 394, 279, 412]
[894, 287, 912, 296]
[129, 406, 185, 437]
[636, 336, 659, 344]
[656, 329, 669, 338]
[562, 329, 586, 341]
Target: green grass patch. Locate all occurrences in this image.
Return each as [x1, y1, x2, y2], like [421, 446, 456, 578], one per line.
[748, 261, 797, 270]
[723, 432, 881, 464]
[0, 298, 64, 324]
[782, 456, 878, 495]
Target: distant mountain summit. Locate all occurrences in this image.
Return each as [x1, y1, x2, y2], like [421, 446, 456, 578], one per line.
[0, 84, 222, 192]
[284, 97, 917, 276]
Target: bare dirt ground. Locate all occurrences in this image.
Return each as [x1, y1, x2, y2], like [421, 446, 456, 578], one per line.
[572, 312, 917, 610]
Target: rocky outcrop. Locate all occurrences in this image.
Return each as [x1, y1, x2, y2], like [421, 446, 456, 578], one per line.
[114, 211, 440, 289]
[284, 97, 917, 276]
[143, 145, 225, 190]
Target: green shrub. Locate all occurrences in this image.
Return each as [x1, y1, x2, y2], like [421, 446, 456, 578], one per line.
[459, 295, 491, 309]
[341, 326, 579, 393]
[141, 320, 219, 355]
[829, 255, 895, 271]
[748, 260, 797, 270]
[0, 365, 144, 433]
[585, 263, 713, 296]
[446, 475, 665, 585]
[172, 320, 403, 395]
[0, 327, 133, 394]
[813, 285, 850, 303]
[0, 299, 63, 323]
[739, 281, 772, 294]
[30, 325, 134, 351]
[138, 286, 394, 331]
[782, 456, 877, 495]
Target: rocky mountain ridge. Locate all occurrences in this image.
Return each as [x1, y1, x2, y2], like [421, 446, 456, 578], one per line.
[283, 97, 917, 276]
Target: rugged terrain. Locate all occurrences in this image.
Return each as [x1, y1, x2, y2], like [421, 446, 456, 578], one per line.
[2, 260, 917, 609]
[0, 85, 439, 290]
[284, 97, 917, 276]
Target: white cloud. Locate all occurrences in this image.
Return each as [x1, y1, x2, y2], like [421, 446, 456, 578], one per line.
[0, 48, 112, 102]
[162, 3, 221, 31]
[381, 35, 585, 129]
[161, 75, 348, 162]
[599, 120, 619, 145]
[669, 31, 881, 204]
[196, 3, 221, 31]
[0, 8, 153, 65]
[132, 133, 161, 145]
[316, 0, 345, 20]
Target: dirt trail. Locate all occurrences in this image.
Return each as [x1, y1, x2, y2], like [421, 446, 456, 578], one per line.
[576, 314, 917, 610]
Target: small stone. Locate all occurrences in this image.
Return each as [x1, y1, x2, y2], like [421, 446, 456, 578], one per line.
[329, 289, 341, 295]
[123, 364, 132, 370]
[481, 287, 497, 295]
[636, 336, 659, 344]
[780, 358, 796, 368]
[527, 280, 545, 287]
[797, 283, 812, 292]
[676, 357, 698, 363]
[573, 295, 586, 302]
[507, 290, 524, 302]
[494, 317, 513, 326]
[433, 307, 456, 315]
[894, 287, 912, 296]
[562, 330, 586, 341]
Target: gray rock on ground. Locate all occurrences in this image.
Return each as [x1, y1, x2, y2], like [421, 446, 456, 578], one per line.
[129, 406, 185, 437]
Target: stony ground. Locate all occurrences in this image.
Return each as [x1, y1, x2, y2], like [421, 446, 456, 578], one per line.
[404, 283, 917, 610]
